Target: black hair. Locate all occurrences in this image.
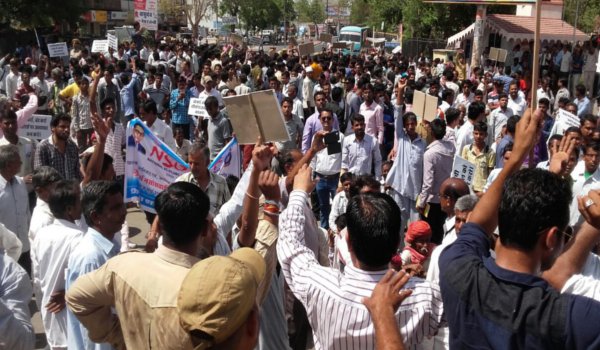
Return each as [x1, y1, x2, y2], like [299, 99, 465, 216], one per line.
[100, 98, 115, 111]
[340, 172, 355, 184]
[441, 89, 454, 101]
[32, 166, 62, 189]
[430, 119, 446, 140]
[225, 175, 240, 197]
[498, 169, 571, 251]
[142, 100, 158, 114]
[445, 107, 460, 126]
[584, 142, 600, 155]
[82, 181, 123, 226]
[467, 101, 485, 121]
[81, 153, 113, 175]
[50, 113, 71, 127]
[155, 182, 210, 246]
[506, 115, 519, 134]
[402, 112, 418, 126]
[349, 175, 381, 198]
[538, 98, 550, 107]
[331, 86, 343, 101]
[335, 214, 347, 231]
[351, 113, 365, 125]
[581, 114, 598, 126]
[204, 96, 219, 109]
[346, 192, 401, 268]
[473, 121, 488, 134]
[565, 126, 582, 135]
[48, 180, 79, 219]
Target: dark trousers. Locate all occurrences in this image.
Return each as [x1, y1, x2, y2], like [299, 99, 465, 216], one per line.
[420, 202, 446, 245]
[18, 250, 31, 277]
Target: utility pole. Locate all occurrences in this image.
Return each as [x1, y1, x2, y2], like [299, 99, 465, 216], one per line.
[470, 5, 487, 68]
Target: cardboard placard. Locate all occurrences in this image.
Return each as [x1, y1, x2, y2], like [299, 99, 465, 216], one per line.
[223, 90, 290, 144]
[412, 91, 426, 120]
[313, 43, 325, 54]
[248, 36, 262, 46]
[230, 33, 243, 45]
[424, 94, 439, 122]
[91, 40, 109, 53]
[319, 33, 333, 43]
[47, 42, 68, 58]
[107, 33, 118, 50]
[451, 156, 476, 185]
[18, 114, 52, 140]
[548, 109, 580, 139]
[497, 48, 508, 63]
[298, 42, 314, 57]
[332, 42, 347, 49]
[188, 96, 208, 118]
[489, 47, 499, 61]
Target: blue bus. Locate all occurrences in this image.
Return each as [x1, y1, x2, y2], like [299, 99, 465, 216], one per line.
[339, 26, 370, 56]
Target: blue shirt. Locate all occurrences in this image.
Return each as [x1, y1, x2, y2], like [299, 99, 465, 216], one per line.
[439, 222, 600, 349]
[169, 89, 192, 124]
[66, 228, 120, 350]
[575, 96, 591, 118]
[120, 73, 138, 117]
[495, 134, 513, 168]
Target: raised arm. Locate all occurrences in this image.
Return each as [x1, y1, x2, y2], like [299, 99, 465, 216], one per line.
[468, 108, 543, 236]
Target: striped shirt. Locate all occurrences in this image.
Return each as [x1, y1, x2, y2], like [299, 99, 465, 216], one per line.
[71, 93, 93, 132]
[278, 190, 445, 349]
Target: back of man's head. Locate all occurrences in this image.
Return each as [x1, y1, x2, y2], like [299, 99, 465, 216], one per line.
[506, 115, 519, 135]
[155, 182, 210, 247]
[499, 169, 571, 251]
[467, 101, 485, 121]
[430, 119, 446, 140]
[347, 192, 401, 268]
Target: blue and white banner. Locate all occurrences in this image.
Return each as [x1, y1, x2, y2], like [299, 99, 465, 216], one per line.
[124, 118, 189, 213]
[208, 137, 241, 179]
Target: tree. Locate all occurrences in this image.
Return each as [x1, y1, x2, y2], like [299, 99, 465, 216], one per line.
[220, 0, 281, 32]
[183, 0, 217, 39]
[0, 0, 83, 29]
[297, 0, 326, 36]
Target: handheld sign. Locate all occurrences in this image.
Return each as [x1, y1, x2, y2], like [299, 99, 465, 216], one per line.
[423, 94, 439, 122]
[547, 109, 580, 139]
[489, 47, 499, 61]
[107, 33, 118, 50]
[319, 33, 333, 43]
[497, 49, 508, 63]
[451, 156, 476, 185]
[298, 42, 314, 57]
[188, 96, 208, 119]
[18, 114, 52, 140]
[412, 91, 426, 121]
[91, 40, 109, 53]
[332, 42, 347, 49]
[47, 42, 68, 58]
[224, 90, 290, 145]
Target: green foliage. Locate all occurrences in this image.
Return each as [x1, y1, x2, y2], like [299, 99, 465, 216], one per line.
[563, 0, 600, 33]
[0, 0, 83, 28]
[274, 0, 298, 22]
[297, 0, 326, 25]
[220, 0, 282, 30]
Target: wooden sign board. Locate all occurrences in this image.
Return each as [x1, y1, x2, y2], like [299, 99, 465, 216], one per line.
[319, 33, 333, 43]
[489, 47, 499, 61]
[497, 48, 508, 63]
[412, 91, 426, 120]
[424, 94, 439, 122]
[332, 42, 347, 49]
[224, 90, 290, 144]
[298, 42, 314, 57]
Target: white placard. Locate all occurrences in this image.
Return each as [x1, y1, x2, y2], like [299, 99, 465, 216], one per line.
[188, 96, 208, 118]
[134, 9, 158, 31]
[107, 33, 118, 50]
[18, 114, 52, 140]
[91, 40, 109, 53]
[47, 42, 68, 58]
[548, 108, 580, 138]
[451, 156, 476, 185]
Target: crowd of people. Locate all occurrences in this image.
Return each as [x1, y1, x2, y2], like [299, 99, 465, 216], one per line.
[1, 26, 600, 349]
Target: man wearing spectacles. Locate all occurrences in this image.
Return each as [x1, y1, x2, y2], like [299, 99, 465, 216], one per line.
[570, 142, 600, 231]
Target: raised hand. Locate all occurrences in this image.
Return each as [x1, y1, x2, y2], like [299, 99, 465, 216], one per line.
[310, 130, 327, 153]
[578, 190, 600, 230]
[549, 133, 576, 177]
[91, 113, 110, 143]
[293, 164, 317, 193]
[251, 137, 275, 171]
[362, 269, 413, 314]
[258, 170, 281, 202]
[510, 107, 543, 164]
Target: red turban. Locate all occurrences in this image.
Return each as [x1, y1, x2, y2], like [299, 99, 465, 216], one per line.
[405, 221, 432, 244]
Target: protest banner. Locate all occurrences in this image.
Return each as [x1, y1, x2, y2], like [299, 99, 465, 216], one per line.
[319, 33, 333, 43]
[47, 43, 68, 58]
[18, 114, 51, 140]
[208, 137, 241, 179]
[497, 48, 508, 63]
[107, 33, 118, 50]
[298, 42, 314, 57]
[224, 90, 290, 145]
[188, 96, 208, 118]
[124, 118, 188, 213]
[412, 90, 438, 122]
[134, 0, 158, 30]
[91, 40, 109, 53]
[547, 108, 580, 139]
[332, 42, 347, 49]
[451, 156, 476, 185]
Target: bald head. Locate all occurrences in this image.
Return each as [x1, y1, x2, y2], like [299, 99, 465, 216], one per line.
[440, 178, 470, 216]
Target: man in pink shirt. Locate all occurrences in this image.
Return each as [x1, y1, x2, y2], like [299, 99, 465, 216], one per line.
[359, 84, 384, 145]
[0, 93, 38, 138]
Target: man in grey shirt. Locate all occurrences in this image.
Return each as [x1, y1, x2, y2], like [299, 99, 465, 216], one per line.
[205, 96, 232, 161]
[276, 97, 304, 152]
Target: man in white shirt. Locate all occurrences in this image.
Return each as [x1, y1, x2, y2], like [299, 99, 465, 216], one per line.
[32, 180, 84, 350]
[278, 167, 444, 349]
[455, 101, 486, 157]
[310, 109, 343, 229]
[287, 84, 304, 121]
[199, 75, 224, 109]
[4, 58, 20, 99]
[569, 143, 600, 231]
[341, 113, 382, 179]
[360, 84, 384, 145]
[0, 145, 30, 274]
[488, 93, 514, 145]
[507, 81, 527, 117]
[140, 100, 175, 150]
[582, 46, 598, 97]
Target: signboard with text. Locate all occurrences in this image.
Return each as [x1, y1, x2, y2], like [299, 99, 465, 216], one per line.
[18, 114, 52, 140]
[451, 156, 476, 185]
[47, 42, 68, 58]
[134, 0, 158, 30]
